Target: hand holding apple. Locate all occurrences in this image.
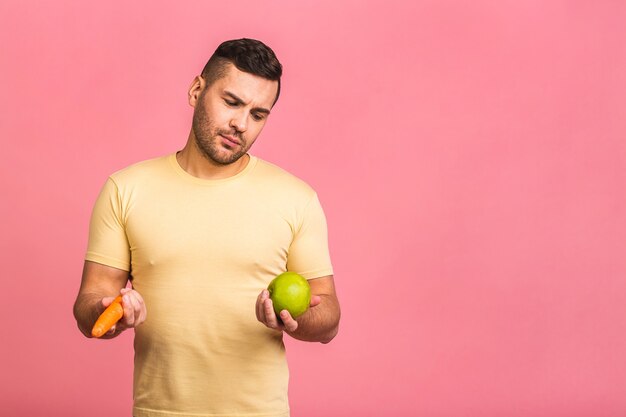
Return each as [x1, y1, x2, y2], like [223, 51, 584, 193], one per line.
[256, 272, 321, 332]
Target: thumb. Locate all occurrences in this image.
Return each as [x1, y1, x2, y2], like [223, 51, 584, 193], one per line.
[310, 295, 322, 307]
[101, 296, 116, 308]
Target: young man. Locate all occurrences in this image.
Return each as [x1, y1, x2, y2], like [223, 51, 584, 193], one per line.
[73, 38, 340, 417]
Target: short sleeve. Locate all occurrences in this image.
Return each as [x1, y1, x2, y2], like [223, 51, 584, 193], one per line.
[286, 193, 333, 279]
[85, 177, 131, 271]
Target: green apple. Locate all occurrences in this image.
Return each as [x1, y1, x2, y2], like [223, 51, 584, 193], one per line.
[267, 271, 311, 318]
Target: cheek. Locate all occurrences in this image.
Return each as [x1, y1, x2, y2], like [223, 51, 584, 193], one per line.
[247, 122, 267, 140]
[203, 101, 230, 126]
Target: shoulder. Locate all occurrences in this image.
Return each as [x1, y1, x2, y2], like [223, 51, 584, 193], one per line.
[108, 153, 172, 186]
[250, 157, 327, 227]
[251, 157, 317, 202]
[252, 158, 317, 208]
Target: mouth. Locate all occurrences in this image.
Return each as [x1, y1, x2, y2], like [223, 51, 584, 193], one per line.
[220, 134, 241, 147]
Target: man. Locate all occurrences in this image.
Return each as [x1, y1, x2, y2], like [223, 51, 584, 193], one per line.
[73, 38, 340, 417]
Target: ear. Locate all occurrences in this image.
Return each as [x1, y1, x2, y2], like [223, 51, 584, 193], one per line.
[188, 76, 205, 108]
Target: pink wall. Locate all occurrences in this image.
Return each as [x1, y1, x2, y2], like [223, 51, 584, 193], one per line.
[1, 1, 625, 416]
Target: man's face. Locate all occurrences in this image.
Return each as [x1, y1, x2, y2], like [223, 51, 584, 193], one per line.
[191, 63, 279, 165]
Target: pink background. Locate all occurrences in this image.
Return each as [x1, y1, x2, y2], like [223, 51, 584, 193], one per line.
[1, 1, 625, 416]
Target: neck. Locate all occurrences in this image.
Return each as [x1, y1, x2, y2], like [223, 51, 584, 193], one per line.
[176, 132, 250, 180]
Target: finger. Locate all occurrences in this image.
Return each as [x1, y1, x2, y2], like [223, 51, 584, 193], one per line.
[128, 293, 143, 325]
[264, 298, 282, 330]
[128, 290, 147, 324]
[259, 290, 271, 324]
[106, 324, 116, 335]
[137, 295, 147, 324]
[127, 289, 147, 324]
[101, 297, 115, 308]
[255, 290, 266, 322]
[122, 293, 136, 327]
[310, 295, 322, 307]
[280, 310, 298, 332]
[131, 289, 146, 307]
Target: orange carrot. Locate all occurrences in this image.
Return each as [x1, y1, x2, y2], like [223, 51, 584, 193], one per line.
[91, 295, 124, 338]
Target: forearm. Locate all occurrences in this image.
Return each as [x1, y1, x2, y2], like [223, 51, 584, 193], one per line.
[286, 294, 341, 343]
[73, 292, 121, 339]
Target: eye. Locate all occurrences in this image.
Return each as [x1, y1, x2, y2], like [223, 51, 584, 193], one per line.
[224, 99, 238, 106]
[251, 113, 265, 121]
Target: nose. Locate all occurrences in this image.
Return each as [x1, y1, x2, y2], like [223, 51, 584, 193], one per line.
[229, 111, 248, 133]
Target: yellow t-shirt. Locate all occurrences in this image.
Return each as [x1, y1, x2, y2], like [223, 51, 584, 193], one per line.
[85, 153, 333, 417]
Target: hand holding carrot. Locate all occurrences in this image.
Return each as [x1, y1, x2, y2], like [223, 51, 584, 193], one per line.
[92, 288, 147, 338]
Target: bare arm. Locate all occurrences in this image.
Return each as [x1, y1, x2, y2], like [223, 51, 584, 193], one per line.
[73, 260, 146, 339]
[256, 275, 341, 344]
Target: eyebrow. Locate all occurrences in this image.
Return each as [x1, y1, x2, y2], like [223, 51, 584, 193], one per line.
[224, 90, 271, 114]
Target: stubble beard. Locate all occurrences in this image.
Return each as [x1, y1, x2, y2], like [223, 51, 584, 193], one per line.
[191, 99, 248, 166]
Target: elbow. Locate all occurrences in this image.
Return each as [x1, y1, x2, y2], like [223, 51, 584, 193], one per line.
[79, 326, 93, 338]
[320, 325, 339, 344]
[321, 306, 341, 344]
[73, 300, 95, 339]
[75, 318, 94, 339]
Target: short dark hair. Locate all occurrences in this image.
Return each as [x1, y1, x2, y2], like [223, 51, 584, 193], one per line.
[201, 38, 283, 105]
